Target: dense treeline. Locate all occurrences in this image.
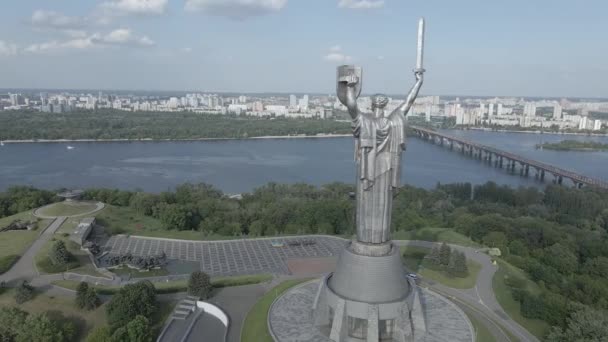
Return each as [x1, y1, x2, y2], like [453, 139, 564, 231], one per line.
[0, 186, 58, 219]
[0, 110, 351, 140]
[82, 181, 608, 339]
[538, 139, 608, 151]
[85, 182, 355, 236]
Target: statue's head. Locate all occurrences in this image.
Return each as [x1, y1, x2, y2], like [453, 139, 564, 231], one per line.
[371, 94, 389, 116]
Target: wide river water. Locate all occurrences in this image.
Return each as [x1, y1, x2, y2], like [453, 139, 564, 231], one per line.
[1, 130, 607, 193]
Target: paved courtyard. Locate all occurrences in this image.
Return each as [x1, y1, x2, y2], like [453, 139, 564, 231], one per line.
[99, 235, 347, 276]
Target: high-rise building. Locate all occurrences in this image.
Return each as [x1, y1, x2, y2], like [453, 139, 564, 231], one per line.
[553, 104, 562, 120]
[479, 103, 485, 115]
[488, 103, 494, 117]
[523, 102, 537, 117]
[497, 103, 503, 116]
[298, 95, 309, 111]
[289, 94, 297, 108]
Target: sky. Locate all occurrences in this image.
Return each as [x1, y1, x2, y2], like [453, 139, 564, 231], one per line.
[1, 0, 607, 97]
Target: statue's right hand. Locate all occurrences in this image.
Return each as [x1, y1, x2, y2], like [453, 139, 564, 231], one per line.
[339, 75, 359, 86]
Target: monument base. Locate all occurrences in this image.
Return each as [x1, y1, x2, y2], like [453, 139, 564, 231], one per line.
[310, 242, 425, 342]
[268, 280, 474, 342]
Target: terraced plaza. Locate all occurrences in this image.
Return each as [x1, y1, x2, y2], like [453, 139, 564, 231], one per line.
[98, 235, 347, 276]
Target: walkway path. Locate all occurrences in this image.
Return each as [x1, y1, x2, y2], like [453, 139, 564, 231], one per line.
[0, 217, 65, 285]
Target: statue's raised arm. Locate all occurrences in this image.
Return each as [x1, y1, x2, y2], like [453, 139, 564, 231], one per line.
[336, 65, 362, 120]
[391, 69, 424, 118]
[391, 17, 426, 118]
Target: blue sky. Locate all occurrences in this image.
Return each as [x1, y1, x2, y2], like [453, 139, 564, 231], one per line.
[1, 0, 607, 97]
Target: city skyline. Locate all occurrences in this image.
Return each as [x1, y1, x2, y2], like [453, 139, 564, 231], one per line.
[1, 0, 608, 97]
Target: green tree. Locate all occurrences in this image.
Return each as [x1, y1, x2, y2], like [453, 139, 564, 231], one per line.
[126, 315, 151, 342]
[14, 280, 34, 304]
[106, 281, 157, 330]
[86, 326, 112, 342]
[76, 281, 89, 309]
[0, 307, 28, 341]
[15, 312, 75, 342]
[542, 243, 578, 275]
[439, 242, 451, 266]
[547, 307, 608, 341]
[453, 251, 468, 277]
[49, 240, 71, 266]
[427, 245, 441, 265]
[188, 271, 212, 300]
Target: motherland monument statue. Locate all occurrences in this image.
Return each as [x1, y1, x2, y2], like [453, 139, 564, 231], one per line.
[269, 18, 475, 342]
[337, 24, 424, 247]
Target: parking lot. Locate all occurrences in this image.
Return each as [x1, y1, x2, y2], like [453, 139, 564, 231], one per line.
[100, 235, 347, 276]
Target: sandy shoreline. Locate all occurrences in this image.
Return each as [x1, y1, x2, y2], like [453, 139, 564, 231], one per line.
[0, 133, 352, 144]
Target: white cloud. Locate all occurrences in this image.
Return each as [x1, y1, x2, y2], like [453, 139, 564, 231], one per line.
[31, 10, 86, 29]
[324, 45, 352, 62]
[99, 0, 168, 15]
[338, 0, 384, 9]
[377, 55, 384, 60]
[24, 28, 155, 54]
[185, 0, 287, 20]
[0, 41, 18, 56]
[324, 52, 352, 62]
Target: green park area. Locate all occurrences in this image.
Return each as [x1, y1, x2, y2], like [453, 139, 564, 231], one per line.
[36, 202, 99, 217]
[0, 211, 52, 274]
[0, 287, 107, 340]
[34, 231, 104, 277]
[401, 245, 481, 289]
[393, 227, 480, 248]
[492, 259, 551, 339]
[241, 279, 311, 342]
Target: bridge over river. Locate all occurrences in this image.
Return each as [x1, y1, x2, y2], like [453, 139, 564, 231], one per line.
[410, 126, 608, 190]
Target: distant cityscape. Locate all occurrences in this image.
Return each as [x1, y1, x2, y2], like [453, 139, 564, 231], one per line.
[1, 91, 607, 131]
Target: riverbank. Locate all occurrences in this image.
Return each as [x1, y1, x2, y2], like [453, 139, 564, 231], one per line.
[0, 133, 351, 144]
[463, 127, 608, 137]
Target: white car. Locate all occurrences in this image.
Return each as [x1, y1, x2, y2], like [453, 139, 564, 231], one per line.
[407, 273, 418, 279]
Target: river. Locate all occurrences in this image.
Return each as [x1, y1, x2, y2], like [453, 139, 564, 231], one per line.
[1, 130, 607, 193]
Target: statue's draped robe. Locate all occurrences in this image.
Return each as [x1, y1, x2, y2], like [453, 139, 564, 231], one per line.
[352, 111, 407, 244]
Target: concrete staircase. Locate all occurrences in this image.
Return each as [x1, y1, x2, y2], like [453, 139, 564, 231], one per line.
[171, 296, 198, 320]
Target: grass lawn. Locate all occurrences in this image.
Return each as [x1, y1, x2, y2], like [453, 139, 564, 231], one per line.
[465, 311, 496, 342]
[0, 211, 52, 274]
[35, 233, 105, 276]
[401, 246, 481, 289]
[241, 279, 311, 342]
[95, 205, 165, 236]
[492, 259, 550, 340]
[37, 202, 99, 217]
[111, 265, 169, 278]
[0, 287, 107, 341]
[393, 227, 480, 247]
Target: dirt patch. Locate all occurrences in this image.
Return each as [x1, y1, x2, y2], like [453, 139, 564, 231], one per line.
[287, 257, 337, 276]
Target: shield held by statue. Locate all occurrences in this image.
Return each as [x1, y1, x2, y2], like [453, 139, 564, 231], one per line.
[336, 65, 362, 103]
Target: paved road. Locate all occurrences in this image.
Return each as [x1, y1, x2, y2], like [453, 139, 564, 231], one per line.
[0, 217, 66, 286]
[396, 240, 538, 342]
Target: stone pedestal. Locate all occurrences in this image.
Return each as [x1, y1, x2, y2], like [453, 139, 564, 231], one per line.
[311, 241, 426, 342]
